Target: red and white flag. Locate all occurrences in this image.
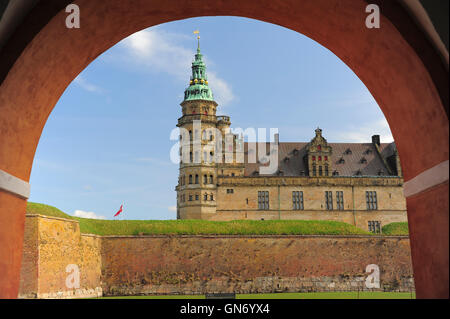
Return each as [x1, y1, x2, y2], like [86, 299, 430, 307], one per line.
[114, 204, 123, 217]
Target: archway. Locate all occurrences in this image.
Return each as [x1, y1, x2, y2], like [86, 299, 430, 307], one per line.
[0, 0, 448, 298]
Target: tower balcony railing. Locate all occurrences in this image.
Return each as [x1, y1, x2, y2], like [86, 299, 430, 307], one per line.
[217, 115, 230, 123]
[177, 114, 217, 126]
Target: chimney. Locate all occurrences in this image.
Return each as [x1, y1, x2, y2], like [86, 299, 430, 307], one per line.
[372, 135, 380, 146]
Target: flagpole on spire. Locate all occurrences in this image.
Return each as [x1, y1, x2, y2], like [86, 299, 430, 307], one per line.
[193, 30, 200, 52]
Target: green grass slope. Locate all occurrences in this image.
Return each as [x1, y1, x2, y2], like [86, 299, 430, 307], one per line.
[382, 222, 409, 236]
[26, 202, 373, 236]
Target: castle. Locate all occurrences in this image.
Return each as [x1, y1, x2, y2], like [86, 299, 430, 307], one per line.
[175, 42, 407, 232]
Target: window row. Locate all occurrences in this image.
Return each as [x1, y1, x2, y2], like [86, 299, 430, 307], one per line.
[180, 130, 215, 141]
[179, 193, 215, 202]
[312, 164, 329, 177]
[180, 174, 214, 185]
[253, 190, 378, 211]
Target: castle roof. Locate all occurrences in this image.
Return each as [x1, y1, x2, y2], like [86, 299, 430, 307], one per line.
[243, 141, 398, 177]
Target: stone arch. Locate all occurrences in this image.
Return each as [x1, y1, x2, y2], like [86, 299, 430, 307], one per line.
[0, 0, 448, 298]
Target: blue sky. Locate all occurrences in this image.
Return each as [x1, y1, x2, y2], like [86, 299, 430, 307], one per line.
[29, 17, 393, 220]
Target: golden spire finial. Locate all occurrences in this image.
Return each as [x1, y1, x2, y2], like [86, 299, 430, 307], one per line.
[193, 30, 200, 51]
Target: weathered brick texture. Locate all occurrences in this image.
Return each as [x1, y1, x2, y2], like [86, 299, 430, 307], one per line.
[19, 215, 414, 298]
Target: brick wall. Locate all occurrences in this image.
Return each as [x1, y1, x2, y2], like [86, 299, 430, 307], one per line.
[19, 215, 102, 298]
[101, 235, 414, 296]
[19, 215, 414, 298]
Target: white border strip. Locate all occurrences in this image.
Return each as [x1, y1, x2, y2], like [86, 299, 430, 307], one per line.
[0, 169, 30, 199]
[404, 160, 449, 197]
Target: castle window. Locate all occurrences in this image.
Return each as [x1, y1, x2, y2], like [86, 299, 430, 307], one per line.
[344, 148, 352, 155]
[312, 156, 316, 161]
[203, 175, 207, 184]
[317, 145, 321, 150]
[365, 148, 373, 155]
[336, 191, 344, 210]
[325, 191, 333, 210]
[210, 152, 214, 162]
[324, 156, 328, 161]
[189, 130, 192, 140]
[189, 175, 193, 184]
[318, 156, 322, 161]
[325, 165, 329, 176]
[209, 132, 213, 141]
[332, 170, 339, 176]
[209, 175, 213, 184]
[293, 149, 299, 156]
[360, 157, 367, 164]
[204, 194, 208, 201]
[202, 130, 207, 140]
[319, 166, 323, 176]
[231, 173, 235, 177]
[190, 152, 193, 163]
[368, 221, 381, 233]
[338, 157, 345, 164]
[355, 169, 362, 176]
[292, 191, 304, 210]
[227, 189, 234, 194]
[189, 195, 193, 201]
[258, 191, 269, 210]
[210, 194, 214, 201]
[366, 191, 378, 210]
[312, 164, 317, 176]
[195, 174, 199, 184]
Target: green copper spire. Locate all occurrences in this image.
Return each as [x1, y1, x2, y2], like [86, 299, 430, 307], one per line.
[183, 34, 215, 102]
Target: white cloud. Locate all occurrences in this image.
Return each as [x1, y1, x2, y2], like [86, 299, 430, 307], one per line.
[73, 210, 107, 220]
[168, 206, 177, 212]
[74, 75, 103, 93]
[119, 29, 234, 106]
[332, 118, 394, 143]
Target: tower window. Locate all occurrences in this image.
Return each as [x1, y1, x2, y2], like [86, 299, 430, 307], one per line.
[204, 194, 208, 201]
[209, 175, 213, 184]
[195, 194, 199, 201]
[366, 191, 378, 210]
[258, 191, 269, 210]
[319, 166, 323, 176]
[189, 175, 192, 184]
[325, 191, 333, 210]
[203, 175, 207, 184]
[210, 194, 214, 201]
[195, 174, 199, 184]
[336, 191, 344, 210]
[292, 191, 304, 210]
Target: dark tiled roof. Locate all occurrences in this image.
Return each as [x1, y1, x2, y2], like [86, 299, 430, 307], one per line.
[243, 142, 397, 177]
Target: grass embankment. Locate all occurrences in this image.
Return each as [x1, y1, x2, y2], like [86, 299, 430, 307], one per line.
[382, 222, 409, 236]
[26, 202, 408, 236]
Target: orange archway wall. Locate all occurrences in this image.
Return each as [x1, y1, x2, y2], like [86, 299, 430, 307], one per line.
[0, 0, 448, 298]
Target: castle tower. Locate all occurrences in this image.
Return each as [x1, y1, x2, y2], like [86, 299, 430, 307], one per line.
[176, 37, 219, 219]
[305, 128, 332, 177]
